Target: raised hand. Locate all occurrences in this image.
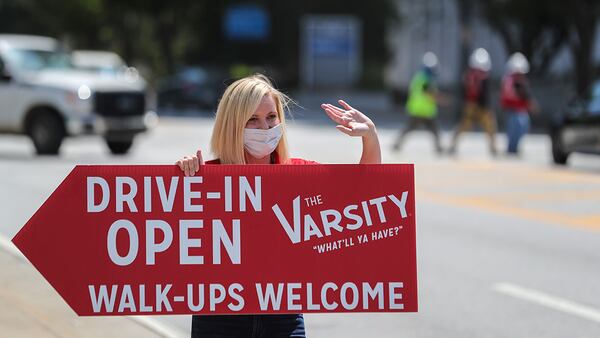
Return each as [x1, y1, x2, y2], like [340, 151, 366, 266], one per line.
[321, 100, 376, 138]
[321, 100, 381, 164]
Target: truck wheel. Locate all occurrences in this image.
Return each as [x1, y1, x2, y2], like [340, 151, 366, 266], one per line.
[28, 111, 64, 155]
[106, 138, 134, 155]
[551, 130, 569, 165]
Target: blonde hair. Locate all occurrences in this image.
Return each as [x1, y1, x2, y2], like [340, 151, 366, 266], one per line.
[210, 74, 291, 164]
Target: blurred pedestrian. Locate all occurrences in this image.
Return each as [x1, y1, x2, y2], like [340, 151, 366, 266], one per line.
[176, 74, 381, 338]
[449, 48, 497, 156]
[501, 52, 538, 155]
[393, 52, 444, 154]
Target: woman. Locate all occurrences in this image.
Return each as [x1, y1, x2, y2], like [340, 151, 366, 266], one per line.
[176, 74, 381, 338]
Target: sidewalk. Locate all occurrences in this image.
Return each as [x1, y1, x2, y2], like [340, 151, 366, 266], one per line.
[0, 239, 164, 338]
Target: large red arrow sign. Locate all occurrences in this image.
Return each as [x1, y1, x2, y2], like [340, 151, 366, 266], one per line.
[12, 164, 417, 316]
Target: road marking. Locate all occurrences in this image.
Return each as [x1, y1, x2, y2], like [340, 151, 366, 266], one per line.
[493, 283, 600, 324]
[418, 161, 600, 186]
[416, 158, 600, 231]
[482, 190, 600, 202]
[418, 189, 600, 231]
[1, 233, 188, 338]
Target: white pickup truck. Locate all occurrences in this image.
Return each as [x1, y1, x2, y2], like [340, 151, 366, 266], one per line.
[0, 34, 154, 154]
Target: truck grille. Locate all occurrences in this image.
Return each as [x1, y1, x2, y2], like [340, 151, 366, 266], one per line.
[94, 92, 145, 117]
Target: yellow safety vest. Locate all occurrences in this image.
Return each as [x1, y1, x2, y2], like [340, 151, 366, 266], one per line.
[406, 71, 438, 118]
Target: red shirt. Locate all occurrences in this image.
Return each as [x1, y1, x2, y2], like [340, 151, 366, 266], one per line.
[464, 68, 489, 104]
[205, 152, 319, 165]
[500, 73, 531, 112]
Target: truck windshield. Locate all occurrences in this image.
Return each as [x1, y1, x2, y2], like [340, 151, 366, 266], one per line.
[5, 48, 74, 72]
[588, 82, 600, 115]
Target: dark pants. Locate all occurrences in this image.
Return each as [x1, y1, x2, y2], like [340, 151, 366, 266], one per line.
[192, 314, 306, 338]
[393, 116, 442, 153]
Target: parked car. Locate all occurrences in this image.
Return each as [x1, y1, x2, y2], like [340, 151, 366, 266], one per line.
[157, 66, 226, 111]
[0, 35, 154, 155]
[72, 50, 127, 74]
[550, 81, 600, 164]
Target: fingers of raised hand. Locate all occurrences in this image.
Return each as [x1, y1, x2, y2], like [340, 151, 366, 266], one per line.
[336, 125, 354, 136]
[338, 100, 355, 111]
[337, 100, 371, 123]
[326, 103, 347, 115]
[322, 104, 348, 125]
[321, 104, 340, 116]
[350, 108, 374, 126]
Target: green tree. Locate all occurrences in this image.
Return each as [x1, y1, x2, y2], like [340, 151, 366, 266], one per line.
[565, 0, 600, 96]
[480, 0, 568, 75]
[0, 0, 397, 87]
[479, 0, 599, 95]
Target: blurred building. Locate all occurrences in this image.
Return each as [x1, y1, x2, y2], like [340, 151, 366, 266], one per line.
[300, 15, 362, 89]
[385, 0, 600, 90]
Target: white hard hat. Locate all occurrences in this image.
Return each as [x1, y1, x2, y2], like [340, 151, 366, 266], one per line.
[506, 52, 530, 74]
[422, 51, 439, 69]
[469, 48, 491, 72]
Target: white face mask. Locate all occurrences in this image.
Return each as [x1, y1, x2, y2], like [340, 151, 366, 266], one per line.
[243, 124, 283, 159]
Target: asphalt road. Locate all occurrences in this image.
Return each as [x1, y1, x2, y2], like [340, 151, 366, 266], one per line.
[1, 114, 599, 338]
